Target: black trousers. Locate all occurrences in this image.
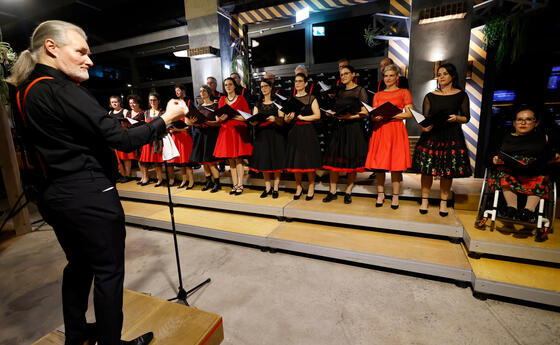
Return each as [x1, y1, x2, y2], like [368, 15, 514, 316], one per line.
[39, 170, 125, 345]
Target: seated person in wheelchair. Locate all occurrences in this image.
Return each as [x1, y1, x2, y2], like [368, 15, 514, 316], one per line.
[488, 107, 559, 222]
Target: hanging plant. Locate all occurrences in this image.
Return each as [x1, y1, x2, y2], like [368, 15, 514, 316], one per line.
[483, 13, 527, 70]
[364, 25, 391, 48]
[0, 42, 17, 108]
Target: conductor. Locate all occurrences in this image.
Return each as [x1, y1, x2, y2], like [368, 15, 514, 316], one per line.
[7, 21, 187, 345]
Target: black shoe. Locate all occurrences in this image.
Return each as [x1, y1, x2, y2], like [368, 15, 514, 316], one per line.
[210, 180, 221, 193]
[376, 193, 384, 207]
[272, 191, 279, 199]
[344, 193, 352, 204]
[235, 186, 243, 195]
[201, 176, 214, 191]
[390, 194, 399, 210]
[322, 192, 337, 203]
[368, 172, 376, 179]
[154, 181, 164, 187]
[502, 206, 517, 219]
[419, 197, 428, 214]
[305, 193, 315, 201]
[116, 176, 128, 183]
[185, 183, 194, 190]
[518, 208, 536, 223]
[260, 189, 271, 198]
[439, 199, 448, 217]
[229, 186, 238, 195]
[136, 181, 143, 185]
[293, 191, 303, 200]
[121, 332, 154, 345]
[140, 181, 149, 186]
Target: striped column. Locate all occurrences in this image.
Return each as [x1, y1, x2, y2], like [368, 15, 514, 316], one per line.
[388, 0, 410, 72]
[464, 26, 487, 170]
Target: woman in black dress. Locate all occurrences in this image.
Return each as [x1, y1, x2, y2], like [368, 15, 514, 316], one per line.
[127, 94, 148, 185]
[284, 73, 322, 200]
[489, 107, 558, 224]
[249, 79, 285, 198]
[322, 65, 369, 204]
[187, 85, 222, 192]
[412, 63, 472, 216]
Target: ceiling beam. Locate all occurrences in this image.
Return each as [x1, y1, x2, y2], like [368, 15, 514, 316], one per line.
[91, 26, 189, 54]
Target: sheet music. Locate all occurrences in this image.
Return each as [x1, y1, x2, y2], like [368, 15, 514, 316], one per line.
[361, 102, 373, 113]
[410, 109, 426, 124]
[162, 133, 179, 161]
[237, 110, 252, 120]
[276, 93, 287, 101]
[318, 81, 331, 92]
[273, 102, 282, 109]
[366, 89, 376, 95]
[126, 117, 139, 125]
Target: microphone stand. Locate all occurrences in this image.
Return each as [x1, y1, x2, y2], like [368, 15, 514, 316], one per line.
[163, 160, 210, 306]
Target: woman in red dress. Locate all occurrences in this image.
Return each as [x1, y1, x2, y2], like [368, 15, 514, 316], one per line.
[213, 77, 252, 195]
[365, 64, 413, 209]
[139, 92, 164, 186]
[127, 94, 147, 185]
[169, 98, 195, 189]
[108, 95, 131, 181]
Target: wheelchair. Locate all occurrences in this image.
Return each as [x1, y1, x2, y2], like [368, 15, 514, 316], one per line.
[474, 169, 556, 242]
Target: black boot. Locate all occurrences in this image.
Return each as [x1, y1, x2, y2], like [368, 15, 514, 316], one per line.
[210, 178, 221, 193]
[201, 176, 214, 191]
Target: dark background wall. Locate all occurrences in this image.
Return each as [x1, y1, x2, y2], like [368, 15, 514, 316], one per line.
[408, 0, 473, 135]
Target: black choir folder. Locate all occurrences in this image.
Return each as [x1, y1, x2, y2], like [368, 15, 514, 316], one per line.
[498, 151, 528, 168]
[410, 109, 451, 127]
[213, 104, 268, 123]
[362, 101, 402, 123]
[186, 106, 209, 125]
[278, 97, 306, 115]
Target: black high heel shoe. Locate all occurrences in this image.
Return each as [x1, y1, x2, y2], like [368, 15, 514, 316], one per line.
[235, 186, 244, 195]
[272, 190, 279, 199]
[322, 192, 337, 203]
[154, 180, 164, 187]
[419, 197, 429, 214]
[391, 194, 399, 210]
[439, 199, 449, 217]
[376, 192, 385, 207]
[344, 193, 352, 204]
[305, 192, 315, 201]
[293, 190, 303, 200]
[260, 189, 271, 198]
[185, 183, 194, 190]
[229, 186, 238, 195]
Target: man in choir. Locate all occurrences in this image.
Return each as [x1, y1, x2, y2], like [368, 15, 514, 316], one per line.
[377, 57, 409, 91]
[7, 20, 187, 345]
[206, 76, 223, 103]
[230, 72, 254, 106]
[264, 71, 276, 85]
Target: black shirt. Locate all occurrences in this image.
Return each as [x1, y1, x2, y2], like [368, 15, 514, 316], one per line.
[19, 64, 167, 182]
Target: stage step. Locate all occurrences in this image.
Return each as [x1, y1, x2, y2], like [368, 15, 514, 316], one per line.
[459, 210, 560, 264]
[32, 290, 223, 345]
[466, 249, 560, 307]
[118, 181, 464, 239]
[121, 200, 471, 282]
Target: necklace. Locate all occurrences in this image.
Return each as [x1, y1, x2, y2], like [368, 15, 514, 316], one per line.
[227, 94, 237, 102]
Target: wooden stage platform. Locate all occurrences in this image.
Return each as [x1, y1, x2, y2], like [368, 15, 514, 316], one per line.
[117, 178, 560, 307]
[32, 290, 223, 345]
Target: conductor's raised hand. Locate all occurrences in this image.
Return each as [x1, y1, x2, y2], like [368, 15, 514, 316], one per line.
[161, 99, 188, 125]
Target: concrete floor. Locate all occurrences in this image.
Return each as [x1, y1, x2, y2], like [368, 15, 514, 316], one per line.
[1, 224, 559, 345]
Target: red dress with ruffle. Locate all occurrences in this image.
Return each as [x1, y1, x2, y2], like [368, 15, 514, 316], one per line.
[365, 88, 412, 171]
[213, 96, 253, 158]
[169, 118, 194, 165]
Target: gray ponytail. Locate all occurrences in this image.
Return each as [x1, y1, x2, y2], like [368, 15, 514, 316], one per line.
[6, 20, 86, 87]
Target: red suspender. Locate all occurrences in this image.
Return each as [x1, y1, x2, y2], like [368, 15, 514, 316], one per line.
[187, 99, 191, 108]
[309, 83, 314, 95]
[16, 76, 54, 174]
[241, 88, 245, 97]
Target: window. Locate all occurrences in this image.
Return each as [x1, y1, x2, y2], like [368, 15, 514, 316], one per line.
[250, 29, 306, 68]
[312, 14, 386, 64]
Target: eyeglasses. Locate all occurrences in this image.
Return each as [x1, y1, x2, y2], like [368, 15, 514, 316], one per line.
[340, 72, 351, 77]
[515, 118, 536, 123]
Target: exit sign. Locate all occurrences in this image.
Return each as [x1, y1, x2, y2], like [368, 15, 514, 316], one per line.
[312, 26, 325, 36]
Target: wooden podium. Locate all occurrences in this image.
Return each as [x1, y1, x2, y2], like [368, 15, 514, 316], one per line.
[32, 290, 224, 345]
